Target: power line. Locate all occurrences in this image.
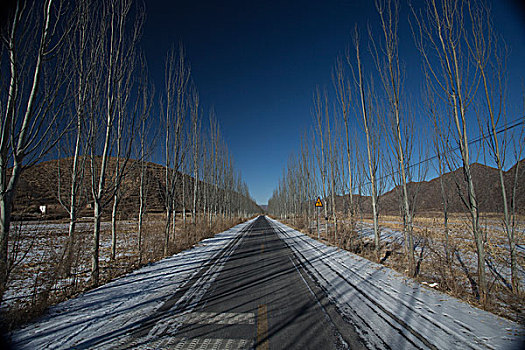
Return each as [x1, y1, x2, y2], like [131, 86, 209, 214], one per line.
[367, 115, 525, 186]
[271, 115, 524, 201]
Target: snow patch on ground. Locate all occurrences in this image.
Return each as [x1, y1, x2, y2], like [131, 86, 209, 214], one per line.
[9, 218, 256, 349]
[354, 220, 525, 288]
[269, 217, 524, 350]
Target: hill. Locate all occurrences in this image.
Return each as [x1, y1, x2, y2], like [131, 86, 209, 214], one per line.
[12, 157, 260, 220]
[340, 160, 525, 215]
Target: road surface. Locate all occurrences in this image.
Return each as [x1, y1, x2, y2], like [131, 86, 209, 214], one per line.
[11, 216, 523, 349]
[121, 215, 363, 349]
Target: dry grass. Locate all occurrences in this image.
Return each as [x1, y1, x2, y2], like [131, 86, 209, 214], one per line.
[281, 212, 525, 324]
[0, 213, 249, 331]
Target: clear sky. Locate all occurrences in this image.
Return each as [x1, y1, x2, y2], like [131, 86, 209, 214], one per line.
[140, 0, 525, 205]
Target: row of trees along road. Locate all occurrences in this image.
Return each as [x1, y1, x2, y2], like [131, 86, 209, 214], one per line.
[268, 0, 524, 308]
[0, 0, 260, 303]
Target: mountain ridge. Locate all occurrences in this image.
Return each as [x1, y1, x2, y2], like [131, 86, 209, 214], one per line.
[338, 159, 524, 215]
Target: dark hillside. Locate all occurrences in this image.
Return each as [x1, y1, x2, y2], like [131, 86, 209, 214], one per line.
[337, 160, 524, 215]
[12, 157, 260, 220]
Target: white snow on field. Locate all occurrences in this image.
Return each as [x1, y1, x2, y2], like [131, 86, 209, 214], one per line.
[10, 220, 137, 235]
[356, 221, 404, 244]
[268, 217, 524, 350]
[9, 218, 256, 350]
[2, 220, 139, 308]
[9, 216, 524, 350]
[353, 220, 525, 289]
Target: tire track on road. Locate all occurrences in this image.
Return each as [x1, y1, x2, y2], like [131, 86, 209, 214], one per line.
[271, 220, 446, 350]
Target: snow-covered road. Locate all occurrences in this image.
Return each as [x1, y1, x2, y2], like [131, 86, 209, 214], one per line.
[268, 217, 524, 350]
[9, 216, 524, 349]
[9, 218, 257, 349]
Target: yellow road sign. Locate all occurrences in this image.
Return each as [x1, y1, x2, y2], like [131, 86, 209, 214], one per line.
[315, 197, 323, 207]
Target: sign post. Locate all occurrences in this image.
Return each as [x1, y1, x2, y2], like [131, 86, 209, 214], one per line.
[315, 197, 323, 239]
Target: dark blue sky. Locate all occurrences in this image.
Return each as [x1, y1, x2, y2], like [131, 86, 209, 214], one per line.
[141, 0, 525, 205]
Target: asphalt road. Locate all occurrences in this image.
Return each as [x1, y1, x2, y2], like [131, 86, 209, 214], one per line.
[122, 216, 365, 350]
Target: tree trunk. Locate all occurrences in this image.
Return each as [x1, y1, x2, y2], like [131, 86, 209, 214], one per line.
[182, 174, 186, 227]
[111, 191, 119, 260]
[138, 190, 144, 264]
[509, 158, 520, 293]
[91, 200, 101, 285]
[355, 33, 380, 254]
[164, 206, 171, 256]
[0, 181, 16, 301]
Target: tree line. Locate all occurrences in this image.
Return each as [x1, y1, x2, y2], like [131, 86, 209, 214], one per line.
[0, 0, 260, 304]
[268, 0, 523, 307]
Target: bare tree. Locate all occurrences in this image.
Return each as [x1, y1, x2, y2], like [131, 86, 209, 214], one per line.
[55, 0, 99, 277]
[508, 114, 524, 292]
[325, 99, 339, 243]
[467, 2, 522, 294]
[208, 112, 221, 226]
[0, 0, 73, 299]
[136, 54, 154, 265]
[109, 17, 141, 261]
[370, 0, 418, 275]
[351, 27, 381, 255]
[426, 83, 452, 266]
[412, 0, 487, 303]
[163, 44, 190, 256]
[190, 87, 201, 226]
[88, 0, 142, 285]
[312, 88, 329, 238]
[333, 58, 355, 225]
